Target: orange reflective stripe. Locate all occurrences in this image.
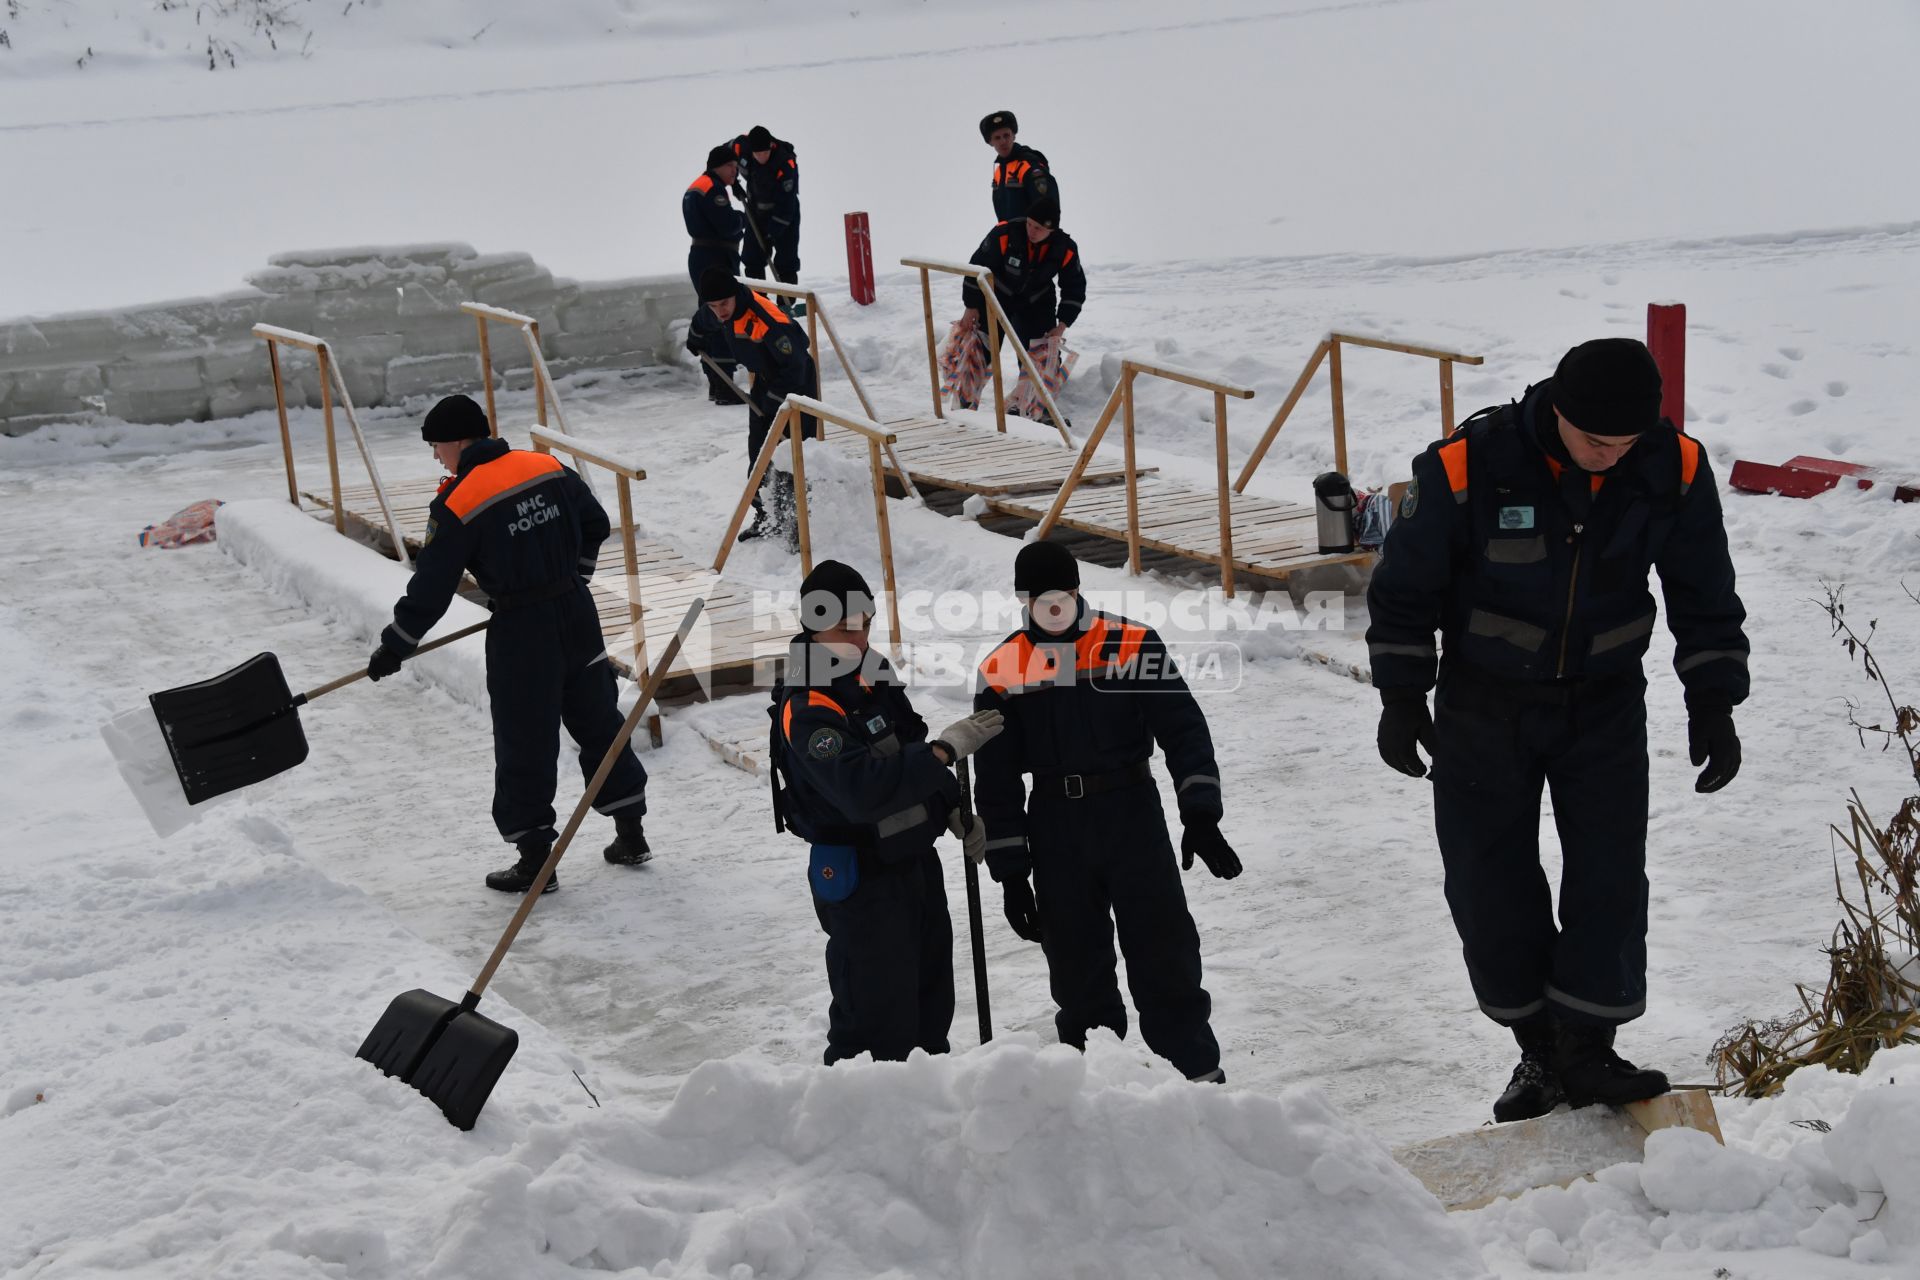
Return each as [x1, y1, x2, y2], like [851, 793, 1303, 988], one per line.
[1062, 248, 1075, 268]
[443, 451, 564, 521]
[750, 293, 793, 326]
[979, 634, 1064, 693]
[1438, 439, 1470, 496]
[1543, 456, 1605, 493]
[688, 174, 714, 194]
[783, 691, 847, 744]
[997, 234, 1009, 254]
[1008, 160, 1028, 180]
[1073, 617, 1112, 671]
[1114, 623, 1146, 667]
[1677, 433, 1701, 491]
[734, 311, 769, 343]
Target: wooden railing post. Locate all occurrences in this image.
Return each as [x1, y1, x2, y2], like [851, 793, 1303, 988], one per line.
[266, 340, 298, 506]
[616, 473, 648, 682]
[867, 437, 902, 649]
[789, 405, 813, 577]
[1214, 389, 1235, 599]
[1328, 337, 1349, 477]
[475, 314, 497, 435]
[529, 319, 547, 428]
[1439, 357, 1455, 438]
[1121, 367, 1142, 576]
[919, 267, 943, 418]
[984, 274, 1007, 433]
[318, 346, 344, 533]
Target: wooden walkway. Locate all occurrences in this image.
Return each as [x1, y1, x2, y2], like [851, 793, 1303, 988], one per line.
[987, 476, 1372, 583]
[821, 414, 1153, 496]
[306, 479, 789, 690]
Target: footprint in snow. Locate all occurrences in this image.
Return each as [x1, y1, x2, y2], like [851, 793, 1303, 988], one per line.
[1826, 381, 1848, 397]
[1779, 346, 1804, 360]
[1761, 363, 1791, 379]
[1788, 399, 1819, 416]
[1558, 288, 1588, 299]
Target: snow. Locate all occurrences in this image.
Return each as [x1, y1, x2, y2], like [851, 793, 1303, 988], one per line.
[5, 0, 1920, 1276]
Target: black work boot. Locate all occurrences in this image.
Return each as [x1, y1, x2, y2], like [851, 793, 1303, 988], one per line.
[1553, 1020, 1669, 1109]
[737, 505, 769, 542]
[485, 841, 557, 894]
[1492, 1015, 1564, 1122]
[602, 814, 650, 866]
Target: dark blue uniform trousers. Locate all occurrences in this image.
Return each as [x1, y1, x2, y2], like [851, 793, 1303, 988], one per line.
[486, 586, 648, 846]
[1430, 675, 1650, 1029]
[813, 847, 954, 1065]
[1029, 784, 1220, 1078]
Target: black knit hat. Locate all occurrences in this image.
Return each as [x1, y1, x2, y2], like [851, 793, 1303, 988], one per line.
[1551, 338, 1664, 437]
[746, 124, 774, 152]
[1025, 195, 1061, 229]
[798, 560, 876, 633]
[980, 110, 1017, 141]
[706, 143, 735, 172]
[697, 265, 739, 303]
[421, 393, 490, 442]
[1013, 540, 1079, 596]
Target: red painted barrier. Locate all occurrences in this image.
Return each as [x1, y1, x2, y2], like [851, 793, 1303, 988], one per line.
[1647, 302, 1686, 426]
[844, 212, 875, 305]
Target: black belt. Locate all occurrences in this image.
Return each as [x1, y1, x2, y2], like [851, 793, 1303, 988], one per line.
[1440, 661, 1640, 709]
[1032, 761, 1152, 800]
[487, 579, 580, 612]
[690, 238, 735, 249]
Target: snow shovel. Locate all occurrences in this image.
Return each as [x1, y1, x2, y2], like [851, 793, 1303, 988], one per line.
[143, 619, 491, 806]
[958, 759, 993, 1044]
[699, 354, 766, 416]
[355, 597, 706, 1131]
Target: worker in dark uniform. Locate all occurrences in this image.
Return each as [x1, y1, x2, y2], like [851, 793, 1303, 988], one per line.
[368, 394, 651, 893]
[955, 198, 1083, 428]
[981, 109, 1058, 222]
[770, 559, 1002, 1064]
[698, 264, 819, 548]
[683, 143, 746, 405]
[1366, 337, 1749, 1121]
[729, 124, 801, 291]
[972, 542, 1240, 1082]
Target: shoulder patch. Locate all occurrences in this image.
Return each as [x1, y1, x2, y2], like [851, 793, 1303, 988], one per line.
[806, 727, 844, 760]
[1400, 477, 1419, 519]
[423, 517, 438, 546]
[774, 333, 794, 356]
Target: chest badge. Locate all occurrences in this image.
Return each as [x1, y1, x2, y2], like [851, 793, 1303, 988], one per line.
[866, 715, 887, 735]
[1007, 255, 1023, 268]
[1400, 478, 1419, 519]
[1498, 505, 1536, 530]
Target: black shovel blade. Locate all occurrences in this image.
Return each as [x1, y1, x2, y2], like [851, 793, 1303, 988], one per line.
[411, 1008, 519, 1131]
[149, 652, 309, 804]
[356, 988, 464, 1081]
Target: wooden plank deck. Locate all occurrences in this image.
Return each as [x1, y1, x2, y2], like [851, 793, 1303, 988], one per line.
[987, 476, 1375, 582]
[304, 482, 790, 689]
[818, 415, 1155, 497]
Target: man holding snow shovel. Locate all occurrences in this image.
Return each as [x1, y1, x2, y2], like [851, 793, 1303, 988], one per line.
[366, 394, 652, 894]
[1366, 338, 1749, 1122]
[768, 560, 1000, 1065]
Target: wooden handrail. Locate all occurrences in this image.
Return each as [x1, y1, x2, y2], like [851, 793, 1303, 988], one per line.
[710, 396, 907, 648]
[251, 323, 410, 567]
[726, 279, 883, 429]
[459, 302, 577, 461]
[1328, 332, 1485, 366]
[529, 427, 647, 483]
[1235, 331, 1486, 493]
[1116, 355, 1255, 400]
[781, 394, 896, 444]
[901, 256, 1073, 446]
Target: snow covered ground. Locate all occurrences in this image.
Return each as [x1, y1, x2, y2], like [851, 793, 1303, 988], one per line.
[4, 2, 1920, 1278]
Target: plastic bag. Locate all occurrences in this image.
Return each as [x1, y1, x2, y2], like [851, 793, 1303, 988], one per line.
[139, 499, 223, 549]
[938, 321, 991, 410]
[1008, 332, 1075, 426]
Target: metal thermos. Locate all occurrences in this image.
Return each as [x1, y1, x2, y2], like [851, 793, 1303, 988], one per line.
[1313, 471, 1356, 554]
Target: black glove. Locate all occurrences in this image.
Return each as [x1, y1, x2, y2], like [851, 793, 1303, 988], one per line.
[1002, 874, 1043, 943]
[1687, 694, 1741, 793]
[684, 330, 705, 357]
[1377, 690, 1436, 778]
[367, 644, 404, 682]
[1180, 821, 1242, 880]
[730, 180, 748, 202]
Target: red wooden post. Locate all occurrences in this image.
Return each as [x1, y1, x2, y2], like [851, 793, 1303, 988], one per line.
[1647, 302, 1686, 426]
[844, 212, 876, 305]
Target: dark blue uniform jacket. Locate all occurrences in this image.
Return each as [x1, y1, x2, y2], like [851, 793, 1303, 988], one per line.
[991, 143, 1056, 221]
[683, 171, 744, 248]
[1366, 381, 1750, 704]
[961, 221, 1086, 331]
[380, 437, 606, 654]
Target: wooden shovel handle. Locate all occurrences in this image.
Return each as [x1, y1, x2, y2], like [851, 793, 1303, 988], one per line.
[467, 597, 707, 1001]
[699, 354, 765, 417]
[299, 619, 491, 704]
